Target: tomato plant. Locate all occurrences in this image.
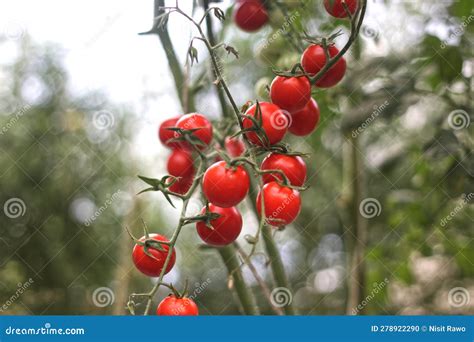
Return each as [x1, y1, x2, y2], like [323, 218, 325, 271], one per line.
[242, 102, 288, 146]
[202, 161, 250, 208]
[196, 204, 243, 246]
[132, 234, 176, 277]
[301, 44, 347, 88]
[256, 181, 301, 226]
[261, 153, 307, 187]
[132, 0, 367, 316]
[156, 295, 199, 316]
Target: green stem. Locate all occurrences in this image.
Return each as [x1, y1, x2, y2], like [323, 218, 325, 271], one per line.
[203, 0, 229, 118]
[218, 245, 259, 315]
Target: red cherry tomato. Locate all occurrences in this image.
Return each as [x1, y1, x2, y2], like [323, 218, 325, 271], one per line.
[242, 102, 288, 146]
[233, 0, 268, 32]
[256, 181, 301, 226]
[158, 117, 180, 148]
[202, 161, 250, 208]
[132, 234, 176, 277]
[167, 149, 194, 178]
[324, 0, 358, 18]
[167, 176, 193, 195]
[225, 136, 246, 158]
[175, 113, 213, 150]
[156, 295, 199, 316]
[261, 153, 307, 187]
[196, 204, 243, 246]
[301, 44, 346, 88]
[270, 76, 311, 112]
[288, 98, 320, 136]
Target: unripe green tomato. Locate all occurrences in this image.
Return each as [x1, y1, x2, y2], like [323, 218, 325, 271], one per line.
[254, 77, 271, 99]
[268, 8, 286, 29]
[276, 52, 300, 69]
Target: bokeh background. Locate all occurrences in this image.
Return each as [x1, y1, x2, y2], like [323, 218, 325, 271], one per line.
[0, 0, 472, 315]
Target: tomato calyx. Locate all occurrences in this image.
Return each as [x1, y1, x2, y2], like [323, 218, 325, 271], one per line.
[137, 175, 184, 207]
[125, 220, 171, 261]
[166, 126, 209, 151]
[183, 203, 221, 228]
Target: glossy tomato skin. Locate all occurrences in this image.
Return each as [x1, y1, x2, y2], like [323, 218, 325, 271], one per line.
[225, 136, 246, 158]
[242, 102, 288, 146]
[256, 181, 301, 226]
[288, 98, 320, 136]
[202, 161, 250, 207]
[132, 234, 176, 277]
[175, 113, 213, 150]
[261, 153, 307, 187]
[196, 204, 243, 246]
[156, 295, 199, 316]
[167, 176, 193, 195]
[301, 44, 346, 88]
[324, 0, 358, 18]
[270, 76, 311, 112]
[167, 149, 194, 178]
[158, 117, 180, 148]
[234, 0, 268, 32]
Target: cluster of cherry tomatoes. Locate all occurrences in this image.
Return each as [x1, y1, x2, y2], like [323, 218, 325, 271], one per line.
[131, 0, 358, 316]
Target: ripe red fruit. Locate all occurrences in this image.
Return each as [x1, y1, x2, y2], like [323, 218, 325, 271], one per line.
[270, 76, 311, 112]
[233, 0, 268, 32]
[261, 153, 307, 187]
[225, 136, 246, 158]
[167, 176, 193, 195]
[175, 113, 213, 150]
[301, 44, 346, 88]
[202, 161, 250, 207]
[157, 295, 199, 316]
[167, 149, 194, 178]
[288, 98, 320, 136]
[132, 234, 176, 277]
[196, 204, 243, 246]
[242, 102, 288, 146]
[158, 117, 180, 148]
[324, 0, 358, 18]
[256, 181, 301, 226]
